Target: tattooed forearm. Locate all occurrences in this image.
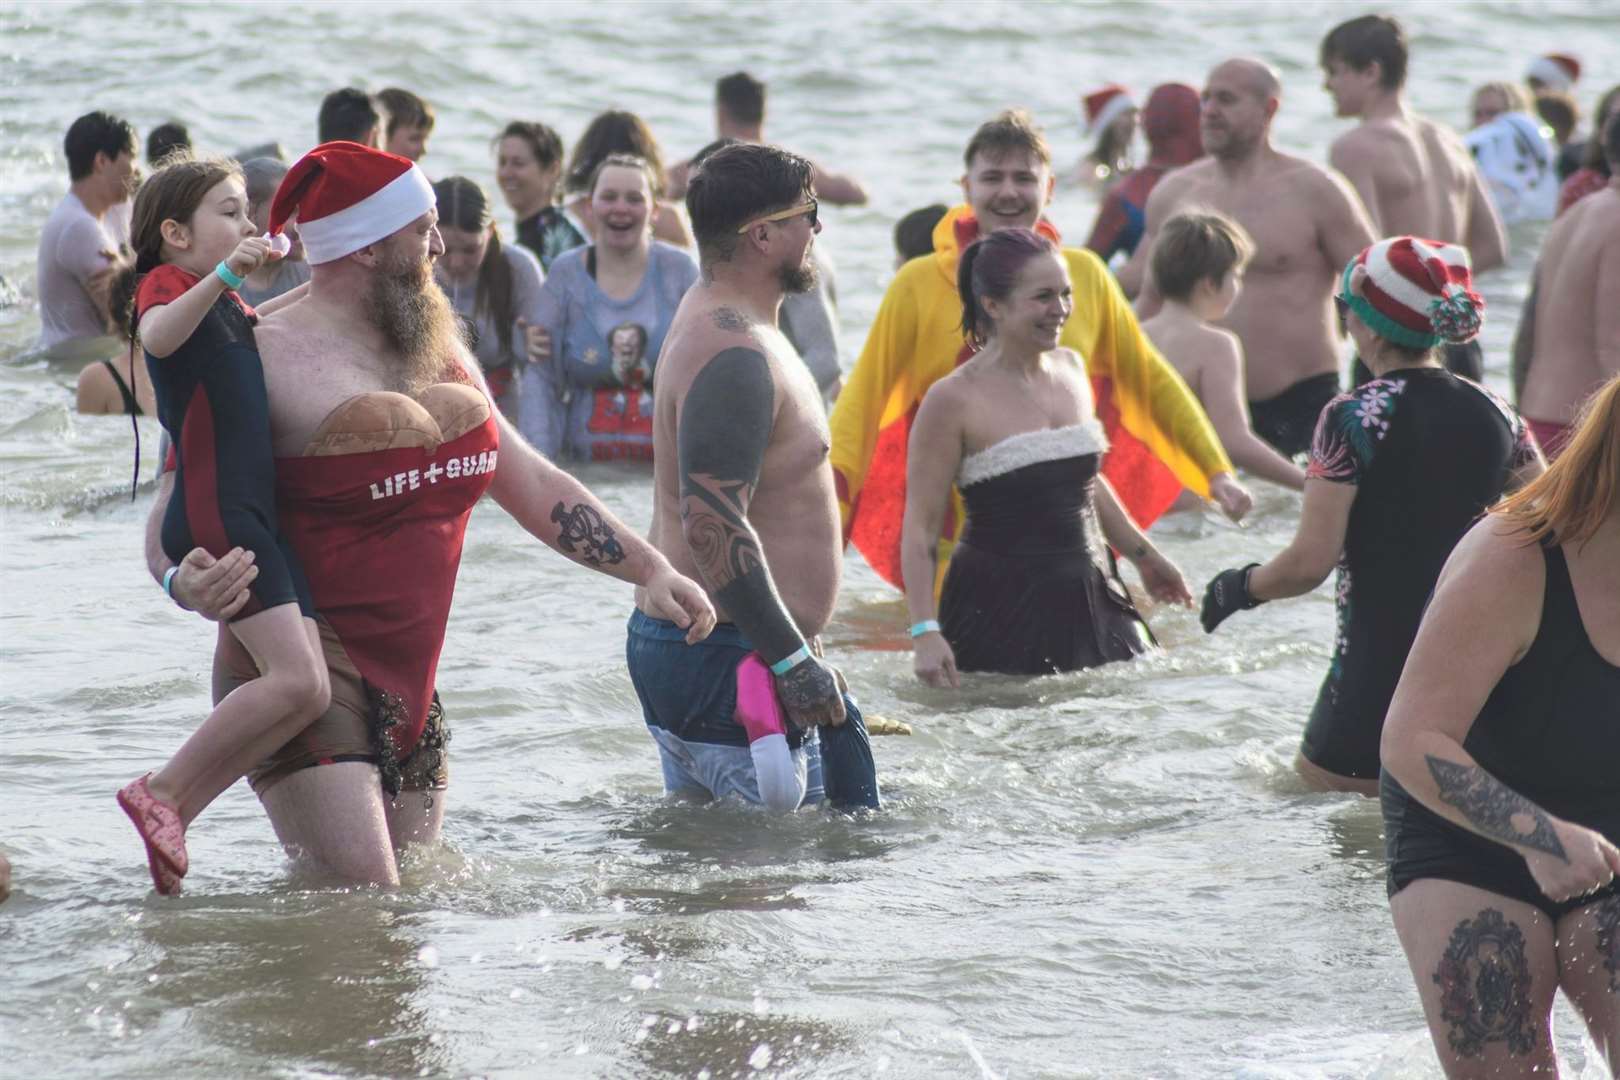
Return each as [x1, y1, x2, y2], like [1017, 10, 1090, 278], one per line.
[550, 501, 626, 567]
[682, 473, 762, 590]
[1426, 756, 1567, 861]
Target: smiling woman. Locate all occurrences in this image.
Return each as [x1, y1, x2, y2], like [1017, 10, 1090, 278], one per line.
[495, 120, 586, 273]
[516, 153, 699, 463]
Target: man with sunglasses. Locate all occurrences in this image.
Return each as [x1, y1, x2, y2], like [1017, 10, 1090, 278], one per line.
[629, 142, 879, 811]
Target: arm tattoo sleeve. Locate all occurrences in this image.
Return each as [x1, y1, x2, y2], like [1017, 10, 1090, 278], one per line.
[678, 347, 803, 661]
[1426, 755, 1568, 861]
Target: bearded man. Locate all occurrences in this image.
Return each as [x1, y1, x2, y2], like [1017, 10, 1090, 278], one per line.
[149, 142, 715, 886]
[635, 143, 878, 811]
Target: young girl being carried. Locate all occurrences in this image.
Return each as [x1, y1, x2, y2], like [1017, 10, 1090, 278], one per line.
[115, 155, 328, 895]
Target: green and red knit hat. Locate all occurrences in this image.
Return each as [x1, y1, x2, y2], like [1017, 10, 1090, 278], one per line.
[1341, 236, 1484, 350]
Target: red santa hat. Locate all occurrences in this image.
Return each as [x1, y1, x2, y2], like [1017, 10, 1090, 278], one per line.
[268, 141, 435, 266]
[1341, 236, 1484, 349]
[1082, 84, 1136, 136]
[1525, 53, 1581, 93]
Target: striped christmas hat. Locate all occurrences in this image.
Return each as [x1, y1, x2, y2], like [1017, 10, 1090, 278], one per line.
[268, 141, 435, 265]
[1341, 236, 1484, 349]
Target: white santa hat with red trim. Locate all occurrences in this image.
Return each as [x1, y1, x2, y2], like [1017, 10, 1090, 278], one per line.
[1343, 236, 1484, 349]
[1082, 84, 1136, 136]
[1525, 53, 1580, 93]
[268, 141, 435, 266]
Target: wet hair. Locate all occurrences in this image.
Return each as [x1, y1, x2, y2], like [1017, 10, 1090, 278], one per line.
[1151, 210, 1254, 303]
[895, 203, 948, 263]
[318, 87, 381, 145]
[687, 142, 813, 266]
[565, 110, 667, 196]
[963, 109, 1052, 171]
[588, 152, 662, 203]
[433, 176, 516, 361]
[146, 121, 192, 167]
[378, 87, 435, 136]
[64, 111, 136, 181]
[1534, 90, 1578, 144]
[690, 136, 742, 169]
[956, 227, 1057, 346]
[497, 120, 566, 172]
[1581, 84, 1620, 175]
[1319, 14, 1408, 90]
[716, 71, 766, 127]
[1494, 374, 1620, 547]
[239, 156, 289, 211]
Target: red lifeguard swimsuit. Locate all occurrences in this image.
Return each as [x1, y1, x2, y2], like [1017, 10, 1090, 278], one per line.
[275, 407, 499, 761]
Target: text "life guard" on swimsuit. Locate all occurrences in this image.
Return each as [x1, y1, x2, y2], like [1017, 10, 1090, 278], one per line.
[369, 451, 500, 501]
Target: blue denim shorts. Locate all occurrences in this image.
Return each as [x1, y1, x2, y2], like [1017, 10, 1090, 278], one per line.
[626, 610, 822, 805]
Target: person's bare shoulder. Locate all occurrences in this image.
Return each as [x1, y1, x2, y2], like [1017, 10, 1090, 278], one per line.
[1444, 513, 1546, 595]
[1148, 159, 1208, 206]
[74, 361, 116, 414]
[1199, 324, 1244, 375]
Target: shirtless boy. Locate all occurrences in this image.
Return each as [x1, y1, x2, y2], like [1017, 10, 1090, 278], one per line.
[1320, 14, 1507, 382]
[1127, 59, 1377, 457]
[1140, 211, 1304, 493]
[1518, 114, 1620, 459]
[634, 142, 877, 810]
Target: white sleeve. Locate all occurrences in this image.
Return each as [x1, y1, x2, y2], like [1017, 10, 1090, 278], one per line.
[749, 734, 806, 811]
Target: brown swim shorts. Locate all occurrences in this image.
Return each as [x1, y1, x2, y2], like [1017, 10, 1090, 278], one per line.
[213, 618, 451, 799]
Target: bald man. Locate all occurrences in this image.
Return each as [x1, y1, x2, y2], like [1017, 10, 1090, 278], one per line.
[1126, 59, 1376, 457]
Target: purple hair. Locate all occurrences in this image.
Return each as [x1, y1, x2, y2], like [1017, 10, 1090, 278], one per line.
[958, 227, 1057, 346]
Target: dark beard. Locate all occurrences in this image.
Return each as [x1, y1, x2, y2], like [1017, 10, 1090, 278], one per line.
[362, 253, 459, 392]
[777, 253, 818, 295]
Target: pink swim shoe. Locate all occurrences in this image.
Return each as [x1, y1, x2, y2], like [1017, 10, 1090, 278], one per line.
[116, 774, 188, 895]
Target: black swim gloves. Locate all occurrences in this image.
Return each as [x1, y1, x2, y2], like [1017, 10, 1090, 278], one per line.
[1201, 563, 1263, 633]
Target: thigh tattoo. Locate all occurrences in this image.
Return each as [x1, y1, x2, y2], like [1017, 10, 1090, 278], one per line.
[1433, 908, 1538, 1058]
[1596, 895, 1620, 992]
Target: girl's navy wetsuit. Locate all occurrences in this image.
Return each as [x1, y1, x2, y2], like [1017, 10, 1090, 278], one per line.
[1382, 542, 1620, 920]
[137, 264, 312, 622]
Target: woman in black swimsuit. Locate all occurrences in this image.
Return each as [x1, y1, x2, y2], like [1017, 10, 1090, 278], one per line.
[1380, 374, 1620, 1077]
[1201, 237, 1542, 794]
[901, 228, 1192, 683]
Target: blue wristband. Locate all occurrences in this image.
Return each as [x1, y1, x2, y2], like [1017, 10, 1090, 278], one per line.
[769, 644, 812, 676]
[162, 565, 191, 611]
[909, 619, 941, 638]
[214, 260, 245, 290]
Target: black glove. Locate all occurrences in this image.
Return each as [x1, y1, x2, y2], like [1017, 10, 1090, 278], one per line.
[1201, 563, 1262, 633]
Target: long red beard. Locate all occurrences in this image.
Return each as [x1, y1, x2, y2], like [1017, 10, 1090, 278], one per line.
[363, 256, 460, 392]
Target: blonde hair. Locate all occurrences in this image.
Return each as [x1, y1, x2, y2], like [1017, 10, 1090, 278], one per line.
[1151, 209, 1253, 302]
[1473, 81, 1533, 117]
[1494, 375, 1620, 547]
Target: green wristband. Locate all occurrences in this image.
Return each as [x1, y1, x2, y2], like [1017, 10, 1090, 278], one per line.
[214, 260, 245, 290]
